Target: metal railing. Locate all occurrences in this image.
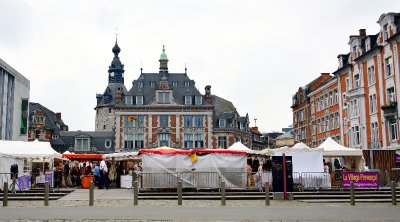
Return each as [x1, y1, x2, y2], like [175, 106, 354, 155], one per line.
[299, 172, 332, 190]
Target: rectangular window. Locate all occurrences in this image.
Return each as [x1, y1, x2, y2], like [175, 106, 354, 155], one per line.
[150, 81, 156, 87]
[184, 81, 190, 87]
[184, 115, 193, 127]
[218, 136, 227, 148]
[371, 122, 379, 144]
[159, 115, 169, 128]
[354, 73, 360, 88]
[75, 138, 90, 151]
[293, 112, 297, 123]
[355, 126, 360, 145]
[158, 92, 170, 104]
[387, 87, 395, 104]
[159, 133, 170, 147]
[321, 117, 325, 132]
[383, 24, 389, 40]
[136, 95, 143, 105]
[219, 119, 226, 128]
[185, 96, 192, 105]
[324, 94, 328, 109]
[390, 119, 398, 141]
[135, 115, 145, 128]
[310, 99, 315, 114]
[329, 92, 333, 106]
[330, 114, 334, 130]
[194, 133, 204, 148]
[195, 116, 203, 127]
[385, 57, 392, 77]
[195, 96, 202, 105]
[368, 65, 375, 85]
[335, 112, 339, 129]
[346, 78, 350, 91]
[334, 89, 338, 104]
[125, 96, 133, 105]
[124, 133, 133, 149]
[172, 81, 178, 87]
[317, 119, 321, 133]
[316, 99, 320, 112]
[124, 116, 134, 127]
[135, 133, 144, 149]
[184, 133, 193, 148]
[300, 110, 304, 121]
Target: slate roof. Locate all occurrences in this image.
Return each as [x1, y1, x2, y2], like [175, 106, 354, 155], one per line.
[58, 131, 115, 154]
[29, 102, 68, 135]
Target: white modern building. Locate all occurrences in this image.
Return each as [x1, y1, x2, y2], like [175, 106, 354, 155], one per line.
[0, 58, 30, 141]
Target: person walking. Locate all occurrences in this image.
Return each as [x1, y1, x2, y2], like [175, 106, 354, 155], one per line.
[93, 163, 100, 188]
[99, 158, 108, 189]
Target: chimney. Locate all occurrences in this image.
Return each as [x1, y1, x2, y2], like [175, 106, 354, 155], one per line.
[359, 29, 366, 36]
[205, 85, 212, 103]
[55, 112, 61, 121]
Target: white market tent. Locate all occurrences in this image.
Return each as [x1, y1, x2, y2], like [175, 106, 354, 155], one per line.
[274, 145, 324, 173]
[291, 142, 310, 149]
[317, 137, 364, 171]
[227, 142, 259, 154]
[317, 137, 363, 156]
[0, 140, 62, 189]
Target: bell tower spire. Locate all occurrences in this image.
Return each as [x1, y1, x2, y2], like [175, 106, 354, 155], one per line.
[108, 37, 125, 84]
[159, 45, 169, 74]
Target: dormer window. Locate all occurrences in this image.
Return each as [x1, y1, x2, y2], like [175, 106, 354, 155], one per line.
[150, 81, 156, 87]
[353, 45, 357, 58]
[184, 81, 190, 87]
[365, 40, 371, 51]
[219, 119, 226, 128]
[172, 81, 178, 87]
[185, 96, 192, 105]
[75, 138, 90, 151]
[138, 81, 143, 89]
[158, 92, 170, 104]
[34, 116, 45, 124]
[383, 24, 389, 40]
[136, 95, 143, 105]
[195, 96, 202, 105]
[125, 96, 133, 105]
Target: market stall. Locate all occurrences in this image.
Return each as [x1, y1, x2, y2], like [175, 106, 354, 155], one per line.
[104, 152, 140, 188]
[317, 137, 366, 187]
[139, 148, 247, 189]
[227, 142, 259, 154]
[0, 140, 62, 190]
[61, 153, 103, 188]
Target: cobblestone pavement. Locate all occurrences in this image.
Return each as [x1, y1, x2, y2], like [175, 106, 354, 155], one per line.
[1, 189, 399, 222]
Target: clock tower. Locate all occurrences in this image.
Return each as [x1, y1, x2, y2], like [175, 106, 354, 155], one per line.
[108, 38, 125, 84]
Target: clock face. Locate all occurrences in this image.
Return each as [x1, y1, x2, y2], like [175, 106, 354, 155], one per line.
[110, 72, 115, 77]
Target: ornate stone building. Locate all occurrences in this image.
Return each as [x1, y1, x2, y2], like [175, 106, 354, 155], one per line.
[95, 41, 251, 152]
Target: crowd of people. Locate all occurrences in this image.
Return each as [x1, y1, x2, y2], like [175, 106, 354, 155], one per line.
[246, 157, 273, 190]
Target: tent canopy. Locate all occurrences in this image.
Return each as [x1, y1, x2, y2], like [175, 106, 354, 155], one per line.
[317, 137, 363, 156]
[104, 152, 139, 161]
[227, 142, 259, 154]
[139, 148, 247, 156]
[0, 139, 62, 159]
[292, 142, 310, 149]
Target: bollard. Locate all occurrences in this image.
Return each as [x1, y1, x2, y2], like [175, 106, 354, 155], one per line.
[133, 180, 138, 206]
[3, 182, 8, 207]
[89, 181, 94, 206]
[391, 181, 397, 205]
[221, 181, 226, 206]
[265, 182, 270, 206]
[177, 178, 182, 206]
[44, 182, 49, 206]
[350, 181, 355, 206]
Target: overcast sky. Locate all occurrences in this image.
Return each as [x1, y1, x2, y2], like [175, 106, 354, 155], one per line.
[0, 0, 399, 133]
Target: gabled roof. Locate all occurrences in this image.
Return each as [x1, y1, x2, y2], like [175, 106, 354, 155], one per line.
[29, 102, 68, 134]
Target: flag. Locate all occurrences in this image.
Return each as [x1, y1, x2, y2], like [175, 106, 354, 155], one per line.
[128, 116, 136, 122]
[191, 152, 197, 163]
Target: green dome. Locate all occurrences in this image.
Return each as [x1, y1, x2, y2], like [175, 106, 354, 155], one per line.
[160, 45, 168, 61]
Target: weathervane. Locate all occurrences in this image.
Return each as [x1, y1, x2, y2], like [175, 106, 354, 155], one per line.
[115, 27, 120, 38]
